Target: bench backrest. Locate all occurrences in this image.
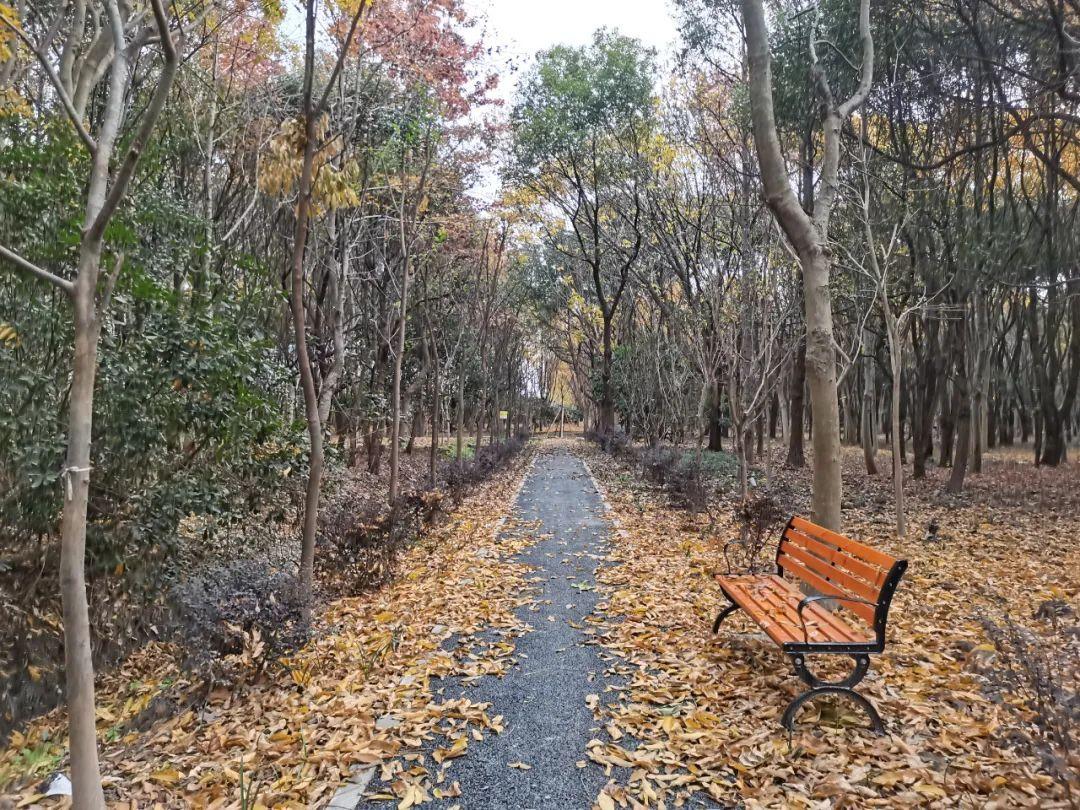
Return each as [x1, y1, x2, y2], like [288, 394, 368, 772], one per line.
[777, 516, 907, 642]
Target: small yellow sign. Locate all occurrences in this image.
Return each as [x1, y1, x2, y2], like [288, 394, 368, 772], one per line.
[499, 410, 508, 419]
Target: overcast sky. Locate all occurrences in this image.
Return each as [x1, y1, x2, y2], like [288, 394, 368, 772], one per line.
[464, 0, 681, 103]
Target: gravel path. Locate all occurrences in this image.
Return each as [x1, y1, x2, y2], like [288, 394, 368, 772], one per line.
[428, 450, 615, 808]
[418, 449, 617, 809]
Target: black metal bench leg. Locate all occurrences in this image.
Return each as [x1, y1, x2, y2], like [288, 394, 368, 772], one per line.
[783, 653, 885, 734]
[782, 686, 885, 734]
[712, 599, 740, 633]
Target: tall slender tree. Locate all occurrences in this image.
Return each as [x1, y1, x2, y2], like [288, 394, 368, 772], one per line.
[738, 0, 875, 529]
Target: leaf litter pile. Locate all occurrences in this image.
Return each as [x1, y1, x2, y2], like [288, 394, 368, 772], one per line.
[578, 440, 1079, 808]
[1, 450, 543, 808]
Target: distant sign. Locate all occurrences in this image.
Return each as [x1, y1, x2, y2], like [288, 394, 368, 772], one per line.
[499, 410, 508, 419]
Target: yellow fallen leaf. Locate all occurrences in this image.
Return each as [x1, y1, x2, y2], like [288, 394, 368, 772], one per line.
[915, 782, 948, 799]
[150, 766, 181, 785]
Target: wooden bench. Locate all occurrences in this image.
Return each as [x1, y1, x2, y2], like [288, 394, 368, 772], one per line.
[712, 516, 908, 733]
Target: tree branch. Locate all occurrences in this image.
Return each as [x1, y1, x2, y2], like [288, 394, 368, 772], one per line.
[837, 0, 874, 117]
[314, 0, 370, 118]
[89, 0, 179, 240]
[0, 244, 75, 296]
[0, 15, 97, 153]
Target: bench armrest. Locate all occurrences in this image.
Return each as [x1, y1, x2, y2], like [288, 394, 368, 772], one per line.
[795, 594, 878, 643]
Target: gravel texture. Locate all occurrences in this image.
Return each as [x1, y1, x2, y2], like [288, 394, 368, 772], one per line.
[359, 449, 619, 809]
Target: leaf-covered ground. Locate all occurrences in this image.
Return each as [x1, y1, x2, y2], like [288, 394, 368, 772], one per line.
[2, 437, 1078, 809]
[1, 449, 540, 808]
[578, 439, 1079, 808]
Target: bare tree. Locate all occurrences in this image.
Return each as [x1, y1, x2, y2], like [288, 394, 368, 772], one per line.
[738, 0, 875, 530]
[288, 0, 370, 610]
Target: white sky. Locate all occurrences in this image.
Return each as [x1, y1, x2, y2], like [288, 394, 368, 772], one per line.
[464, 0, 680, 103]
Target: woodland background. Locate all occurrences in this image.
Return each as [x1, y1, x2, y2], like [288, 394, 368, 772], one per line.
[0, 0, 1077, 804]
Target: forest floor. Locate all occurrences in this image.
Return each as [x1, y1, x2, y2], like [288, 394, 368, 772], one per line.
[2, 436, 1078, 808]
[574, 437, 1079, 808]
[0, 435, 503, 741]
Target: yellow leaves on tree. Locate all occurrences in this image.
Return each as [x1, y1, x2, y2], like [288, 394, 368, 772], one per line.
[0, 3, 18, 61]
[259, 114, 361, 215]
[0, 322, 19, 350]
[643, 131, 677, 173]
[0, 4, 30, 118]
[257, 0, 286, 24]
[854, 110, 1080, 199]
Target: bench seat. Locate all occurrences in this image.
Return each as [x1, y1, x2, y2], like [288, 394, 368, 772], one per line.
[717, 573, 873, 648]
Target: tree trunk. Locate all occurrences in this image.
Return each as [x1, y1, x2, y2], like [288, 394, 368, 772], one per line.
[882, 305, 905, 535]
[291, 4, 325, 616]
[802, 250, 844, 529]
[862, 336, 878, 475]
[455, 370, 465, 464]
[366, 421, 384, 474]
[1034, 408, 1043, 465]
[890, 353, 904, 535]
[405, 402, 423, 454]
[290, 195, 323, 618]
[737, 433, 750, 501]
[939, 381, 956, 467]
[600, 315, 615, 433]
[1041, 411, 1067, 466]
[947, 322, 971, 494]
[778, 382, 790, 440]
[388, 259, 410, 504]
[708, 376, 723, 451]
[429, 350, 440, 488]
[898, 383, 907, 465]
[842, 384, 858, 445]
[316, 213, 344, 425]
[62, 244, 107, 810]
[786, 338, 806, 467]
[971, 292, 992, 473]
[910, 318, 938, 480]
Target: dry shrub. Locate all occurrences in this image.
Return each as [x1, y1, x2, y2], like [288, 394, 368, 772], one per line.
[641, 445, 678, 485]
[665, 454, 709, 511]
[976, 609, 1080, 806]
[168, 561, 307, 684]
[720, 492, 788, 574]
[444, 434, 528, 495]
[587, 428, 637, 461]
[319, 433, 530, 599]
